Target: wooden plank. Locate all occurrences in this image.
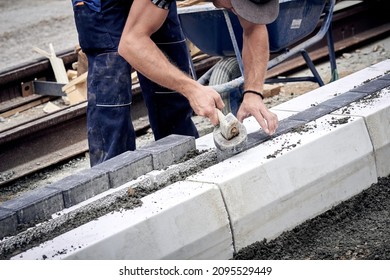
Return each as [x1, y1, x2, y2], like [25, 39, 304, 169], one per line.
[62, 72, 87, 92]
[33, 43, 69, 84]
[62, 72, 88, 105]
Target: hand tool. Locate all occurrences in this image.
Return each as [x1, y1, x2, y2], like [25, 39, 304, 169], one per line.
[213, 109, 247, 158]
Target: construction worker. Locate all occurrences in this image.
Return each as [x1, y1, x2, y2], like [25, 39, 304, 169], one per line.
[71, 0, 279, 166]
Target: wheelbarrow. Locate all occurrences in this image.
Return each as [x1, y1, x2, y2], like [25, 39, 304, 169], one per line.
[178, 0, 338, 115]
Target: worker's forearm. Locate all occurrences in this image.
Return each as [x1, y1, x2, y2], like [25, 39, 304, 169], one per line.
[241, 24, 269, 91]
[117, 0, 224, 125]
[118, 35, 199, 98]
[236, 23, 278, 135]
[118, 34, 224, 124]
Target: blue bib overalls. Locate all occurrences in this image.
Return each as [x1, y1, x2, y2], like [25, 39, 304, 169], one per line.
[72, 0, 198, 166]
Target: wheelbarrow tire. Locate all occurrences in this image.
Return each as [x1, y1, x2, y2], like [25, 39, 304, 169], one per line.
[209, 57, 242, 115]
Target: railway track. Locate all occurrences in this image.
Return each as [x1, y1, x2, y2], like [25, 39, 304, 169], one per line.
[0, 1, 389, 187]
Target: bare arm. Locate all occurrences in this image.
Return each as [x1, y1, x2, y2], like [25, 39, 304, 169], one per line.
[236, 18, 278, 135]
[118, 0, 224, 125]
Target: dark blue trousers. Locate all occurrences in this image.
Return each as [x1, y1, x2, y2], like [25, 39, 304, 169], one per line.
[73, 0, 198, 166]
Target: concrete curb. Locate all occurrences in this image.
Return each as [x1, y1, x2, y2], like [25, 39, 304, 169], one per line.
[0, 134, 196, 240]
[4, 60, 390, 259]
[23, 181, 234, 260]
[192, 114, 377, 251]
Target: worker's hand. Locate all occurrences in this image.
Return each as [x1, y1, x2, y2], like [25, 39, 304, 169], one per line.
[186, 85, 225, 126]
[237, 92, 278, 135]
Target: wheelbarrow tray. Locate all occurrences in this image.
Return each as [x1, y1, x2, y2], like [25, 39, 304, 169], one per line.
[178, 0, 328, 55]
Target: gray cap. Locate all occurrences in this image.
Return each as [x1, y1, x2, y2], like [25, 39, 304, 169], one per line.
[231, 0, 279, 24]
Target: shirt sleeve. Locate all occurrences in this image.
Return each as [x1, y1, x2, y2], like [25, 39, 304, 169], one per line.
[151, 0, 174, 9]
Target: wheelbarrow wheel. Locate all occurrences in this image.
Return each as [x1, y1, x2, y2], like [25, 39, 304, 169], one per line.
[209, 57, 242, 116]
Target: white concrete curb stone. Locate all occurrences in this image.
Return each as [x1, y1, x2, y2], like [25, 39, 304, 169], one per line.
[15, 181, 233, 260]
[190, 114, 377, 251]
[333, 87, 390, 178]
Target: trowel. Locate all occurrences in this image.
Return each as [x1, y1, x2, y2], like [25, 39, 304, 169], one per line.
[213, 109, 247, 157]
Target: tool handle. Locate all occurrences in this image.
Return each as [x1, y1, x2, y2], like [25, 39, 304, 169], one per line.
[216, 108, 226, 124]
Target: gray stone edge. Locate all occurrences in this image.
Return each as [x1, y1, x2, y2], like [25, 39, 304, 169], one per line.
[0, 134, 196, 240]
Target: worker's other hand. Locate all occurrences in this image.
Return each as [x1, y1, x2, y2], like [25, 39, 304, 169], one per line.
[237, 93, 278, 135]
[187, 86, 225, 126]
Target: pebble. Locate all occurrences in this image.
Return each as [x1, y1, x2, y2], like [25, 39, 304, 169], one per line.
[342, 53, 353, 59]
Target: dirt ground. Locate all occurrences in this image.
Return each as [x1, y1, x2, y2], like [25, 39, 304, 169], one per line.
[233, 176, 390, 260]
[1, 0, 390, 260]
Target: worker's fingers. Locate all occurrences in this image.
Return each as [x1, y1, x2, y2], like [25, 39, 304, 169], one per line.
[252, 111, 270, 134]
[187, 86, 224, 126]
[265, 111, 278, 135]
[252, 109, 278, 135]
[237, 97, 278, 135]
[208, 108, 219, 126]
[213, 92, 225, 111]
[212, 93, 225, 126]
[236, 109, 249, 123]
[205, 87, 224, 126]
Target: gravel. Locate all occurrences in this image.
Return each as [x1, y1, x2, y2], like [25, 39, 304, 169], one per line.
[233, 176, 390, 260]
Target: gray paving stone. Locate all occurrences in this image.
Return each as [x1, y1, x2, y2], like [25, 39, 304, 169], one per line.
[273, 118, 307, 137]
[246, 130, 271, 149]
[0, 208, 18, 240]
[47, 168, 110, 208]
[321, 91, 368, 109]
[289, 104, 334, 122]
[139, 134, 196, 170]
[245, 119, 305, 152]
[352, 78, 390, 93]
[0, 187, 64, 226]
[379, 74, 390, 80]
[244, 75, 390, 155]
[94, 150, 153, 188]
